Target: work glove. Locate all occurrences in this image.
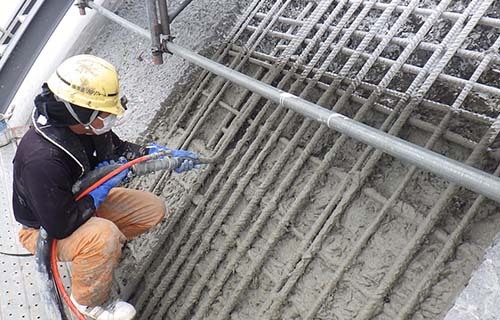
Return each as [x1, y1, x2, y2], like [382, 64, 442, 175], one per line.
[89, 160, 129, 208]
[147, 143, 199, 173]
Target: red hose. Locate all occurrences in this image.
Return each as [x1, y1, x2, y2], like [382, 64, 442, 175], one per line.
[51, 240, 85, 320]
[51, 154, 153, 318]
[76, 155, 152, 201]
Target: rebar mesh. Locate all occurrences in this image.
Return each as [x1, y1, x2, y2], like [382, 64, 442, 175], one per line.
[128, 1, 500, 319]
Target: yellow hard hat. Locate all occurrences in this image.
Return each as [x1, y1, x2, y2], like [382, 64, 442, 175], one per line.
[47, 55, 124, 115]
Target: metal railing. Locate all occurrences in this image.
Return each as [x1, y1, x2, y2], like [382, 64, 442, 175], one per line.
[0, 0, 44, 69]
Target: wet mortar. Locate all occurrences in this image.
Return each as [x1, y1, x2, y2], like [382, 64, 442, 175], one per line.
[74, 0, 500, 319]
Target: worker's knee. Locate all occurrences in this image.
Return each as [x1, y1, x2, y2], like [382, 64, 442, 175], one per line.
[144, 194, 167, 228]
[84, 218, 126, 254]
[155, 196, 167, 222]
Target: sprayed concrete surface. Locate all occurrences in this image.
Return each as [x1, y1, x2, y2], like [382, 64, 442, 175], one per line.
[71, 0, 248, 141]
[74, 0, 500, 319]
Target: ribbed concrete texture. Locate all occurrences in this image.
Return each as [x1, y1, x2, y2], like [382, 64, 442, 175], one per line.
[85, 0, 500, 319]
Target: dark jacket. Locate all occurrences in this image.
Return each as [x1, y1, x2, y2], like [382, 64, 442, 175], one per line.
[12, 110, 147, 239]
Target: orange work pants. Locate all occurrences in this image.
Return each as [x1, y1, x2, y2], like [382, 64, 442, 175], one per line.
[18, 188, 166, 306]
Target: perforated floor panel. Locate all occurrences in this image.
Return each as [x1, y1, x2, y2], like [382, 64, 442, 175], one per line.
[0, 141, 76, 319]
[0, 142, 48, 319]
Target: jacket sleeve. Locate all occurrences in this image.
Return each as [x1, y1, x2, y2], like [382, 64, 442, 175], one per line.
[111, 131, 148, 160]
[22, 159, 95, 239]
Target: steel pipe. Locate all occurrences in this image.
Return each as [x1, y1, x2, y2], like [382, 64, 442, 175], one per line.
[145, 0, 163, 64]
[87, 1, 149, 38]
[166, 42, 500, 203]
[85, 2, 500, 202]
[88, 1, 162, 63]
[157, 0, 171, 36]
[169, 0, 194, 21]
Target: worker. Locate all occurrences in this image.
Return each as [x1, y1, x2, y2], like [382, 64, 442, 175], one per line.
[11, 55, 198, 320]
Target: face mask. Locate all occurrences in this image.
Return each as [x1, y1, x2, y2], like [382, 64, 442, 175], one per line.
[89, 114, 117, 135]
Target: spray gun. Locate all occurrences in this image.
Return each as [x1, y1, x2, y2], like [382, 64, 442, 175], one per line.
[72, 151, 213, 195]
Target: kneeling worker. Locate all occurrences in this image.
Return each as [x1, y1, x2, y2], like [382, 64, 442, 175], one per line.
[12, 55, 197, 319]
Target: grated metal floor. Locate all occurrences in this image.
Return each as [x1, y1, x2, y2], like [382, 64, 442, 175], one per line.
[124, 0, 500, 319]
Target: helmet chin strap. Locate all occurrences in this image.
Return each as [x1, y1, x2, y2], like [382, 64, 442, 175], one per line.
[56, 96, 99, 134]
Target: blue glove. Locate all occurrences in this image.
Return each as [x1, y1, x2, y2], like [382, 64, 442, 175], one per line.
[146, 143, 171, 156]
[176, 159, 195, 173]
[147, 143, 199, 173]
[89, 160, 129, 208]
